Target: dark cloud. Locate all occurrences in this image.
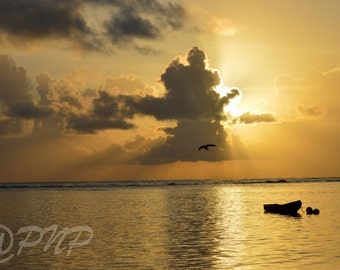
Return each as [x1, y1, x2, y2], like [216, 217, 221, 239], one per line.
[86, 0, 186, 29]
[48, 48, 243, 162]
[93, 91, 131, 119]
[66, 90, 135, 134]
[139, 120, 231, 164]
[34, 73, 137, 134]
[110, 47, 240, 164]
[66, 115, 134, 134]
[60, 95, 83, 110]
[102, 0, 186, 42]
[0, 55, 52, 135]
[60, 47, 238, 163]
[123, 135, 146, 151]
[33, 73, 70, 136]
[0, 55, 31, 100]
[0, 0, 100, 50]
[123, 47, 240, 121]
[0, 0, 187, 53]
[99, 0, 186, 52]
[6, 100, 52, 119]
[0, 119, 23, 136]
[0, 1, 87, 37]
[104, 9, 160, 42]
[234, 111, 276, 124]
[26, 47, 273, 137]
[1, 48, 276, 165]
[86, 120, 232, 165]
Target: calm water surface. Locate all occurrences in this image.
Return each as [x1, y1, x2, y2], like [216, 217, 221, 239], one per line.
[0, 180, 339, 269]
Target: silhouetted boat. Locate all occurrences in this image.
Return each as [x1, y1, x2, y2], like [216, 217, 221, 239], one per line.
[264, 200, 302, 215]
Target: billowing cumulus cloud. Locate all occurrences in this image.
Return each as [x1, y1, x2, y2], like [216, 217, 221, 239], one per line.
[32, 72, 137, 135]
[123, 47, 240, 121]
[66, 91, 135, 134]
[92, 47, 241, 163]
[0, 47, 276, 173]
[29, 73, 144, 135]
[0, 0, 187, 53]
[138, 119, 231, 164]
[0, 54, 51, 135]
[64, 47, 241, 164]
[33, 72, 87, 136]
[105, 75, 155, 95]
[0, 55, 33, 115]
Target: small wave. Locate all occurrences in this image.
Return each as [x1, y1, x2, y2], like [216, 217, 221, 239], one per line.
[0, 177, 339, 190]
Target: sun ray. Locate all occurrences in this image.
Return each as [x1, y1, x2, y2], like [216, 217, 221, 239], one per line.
[215, 84, 243, 117]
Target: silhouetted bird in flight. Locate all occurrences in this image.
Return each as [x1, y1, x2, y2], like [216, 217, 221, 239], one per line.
[198, 144, 217, 151]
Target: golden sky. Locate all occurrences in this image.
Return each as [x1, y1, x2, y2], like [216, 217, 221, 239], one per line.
[0, 0, 339, 181]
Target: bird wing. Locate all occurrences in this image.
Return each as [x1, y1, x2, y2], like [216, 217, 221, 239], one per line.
[206, 144, 217, 147]
[198, 145, 205, 151]
[198, 144, 217, 151]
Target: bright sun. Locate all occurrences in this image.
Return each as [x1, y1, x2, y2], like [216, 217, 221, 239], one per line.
[215, 84, 243, 117]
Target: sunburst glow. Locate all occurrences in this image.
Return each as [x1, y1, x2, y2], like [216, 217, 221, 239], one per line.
[215, 84, 243, 117]
[226, 94, 242, 117]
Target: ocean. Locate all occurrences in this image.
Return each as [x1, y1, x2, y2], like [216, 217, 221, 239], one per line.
[0, 178, 339, 269]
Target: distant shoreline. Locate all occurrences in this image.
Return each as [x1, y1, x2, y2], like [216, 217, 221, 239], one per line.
[0, 177, 339, 190]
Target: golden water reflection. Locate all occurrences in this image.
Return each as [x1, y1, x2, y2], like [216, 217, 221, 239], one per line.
[0, 182, 339, 269]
